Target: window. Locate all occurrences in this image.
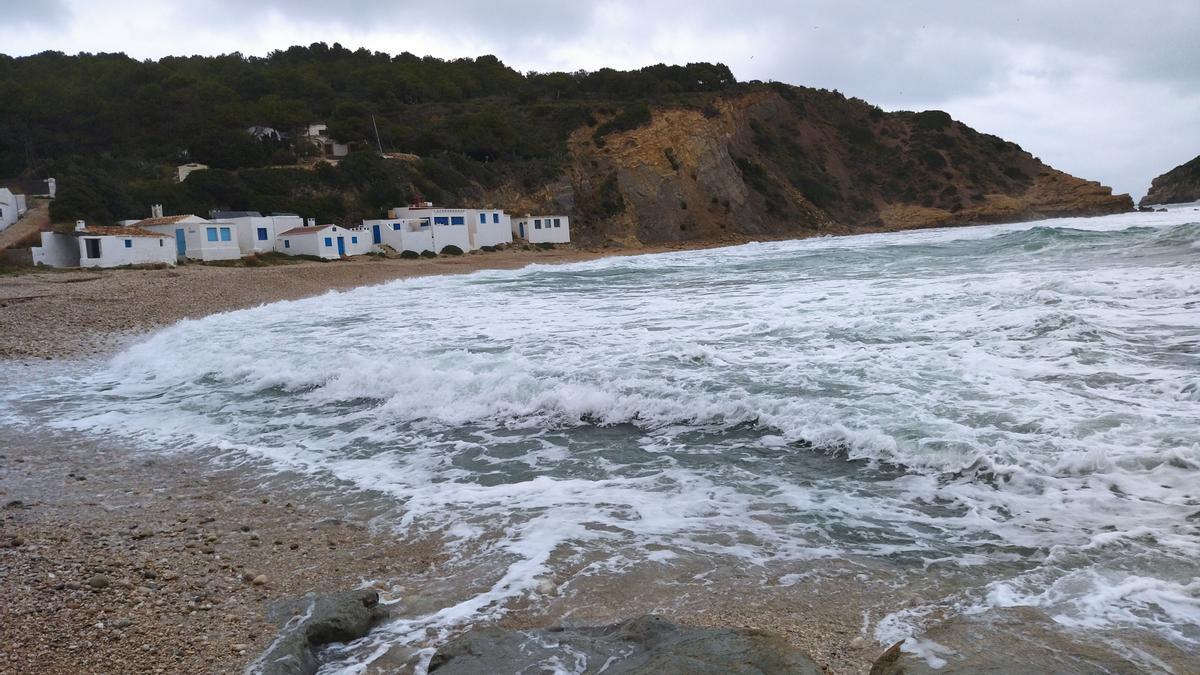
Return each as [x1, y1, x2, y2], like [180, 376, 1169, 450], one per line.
[159, 240, 163, 247]
[393, 223, 402, 230]
[124, 239, 132, 248]
[554, 218, 562, 228]
[534, 219, 542, 229]
[351, 236, 358, 244]
[84, 239, 101, 259]
[479, 213, 486, 224]
[493, 213, 500, 223]
[206, 227, 218, 242]
[220, 228, 232, 242]
[257, 227, 268, 241]
[284, 240, 291, 249]
[434, 216, 449, 225]
[450, 216, 465, 225]
[324, 237, 333, 247]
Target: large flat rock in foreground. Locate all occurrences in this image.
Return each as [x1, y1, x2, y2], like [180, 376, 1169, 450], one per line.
[428, 614, 823, 674]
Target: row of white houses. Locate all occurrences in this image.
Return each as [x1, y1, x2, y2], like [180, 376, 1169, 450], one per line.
[31, 203, 570, 268]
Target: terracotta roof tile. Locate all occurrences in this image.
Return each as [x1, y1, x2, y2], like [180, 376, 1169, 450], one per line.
[278, 225, 333, 236]
[132, 214, 197, 227]
[79, 226, 170, 238]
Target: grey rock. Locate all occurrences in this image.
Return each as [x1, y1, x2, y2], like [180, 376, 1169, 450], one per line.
[87, 574, 111, 589]
[868, 606, 1197, 675]
[253, 590, 388, 675]
[427, 614, 822, 675]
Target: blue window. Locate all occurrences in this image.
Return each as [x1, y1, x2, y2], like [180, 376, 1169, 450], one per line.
[492, 213, 500, 223]
[479, 213, 486, 224]
[392, 223, 402, 230]
[554, 218, 562, 228]
[206, 227, 218, 242]
[434, 216, 449, 225]
[220, 227, 231, 241]
[351, 236, 358, 244]
[257, 227, 268, 241]
[534, 219, 542, 229]
[124, 239, 132, 248]
[284, 240, 291, 249]
[450, 216, 465, 225]
[324, 237, 333, 247]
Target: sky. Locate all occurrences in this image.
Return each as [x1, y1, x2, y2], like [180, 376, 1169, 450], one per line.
[3, 0, 1198, 199]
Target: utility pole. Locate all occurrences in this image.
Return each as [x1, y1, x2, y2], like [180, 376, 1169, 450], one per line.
[371, 115, 384, 156]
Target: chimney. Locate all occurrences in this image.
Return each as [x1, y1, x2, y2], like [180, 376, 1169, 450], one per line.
[46, 177, 57, 198]
[75, 220, 86, 232]
[151, 204, 164, 218]
[307, 218, 316, 227]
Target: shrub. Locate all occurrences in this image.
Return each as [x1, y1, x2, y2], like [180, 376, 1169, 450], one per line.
[420, 250, 438, 258]
[593, 102, 653, 141]
[440, 244, 464, 255]
[480, 245, 496, 252]
[399, 250, 420, 259]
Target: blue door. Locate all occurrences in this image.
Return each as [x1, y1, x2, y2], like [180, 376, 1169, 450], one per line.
[372, 224, 381, 244]
[337, 236, 345, 257]
[175, 229, 186, 257]
[519, 223, 525, 238]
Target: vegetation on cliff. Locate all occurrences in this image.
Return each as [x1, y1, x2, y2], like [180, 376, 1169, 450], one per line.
[0, 45, 1130, 242]
[1141, 155, 1200, 206]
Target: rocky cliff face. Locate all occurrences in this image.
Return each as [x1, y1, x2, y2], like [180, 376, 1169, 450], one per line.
[1141, 155, 1200, 206]
[500, 86, 1133, 246]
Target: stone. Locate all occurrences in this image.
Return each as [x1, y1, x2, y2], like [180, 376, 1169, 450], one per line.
[87, 574, 111, 589]
[255, 590, 388, 675]
[252, 575, 268, 586]
[427, 615, 822, 675]
[113, 618, 132, 629]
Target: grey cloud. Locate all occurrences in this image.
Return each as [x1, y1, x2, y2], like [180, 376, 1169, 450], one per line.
[0, 0, 70, 28]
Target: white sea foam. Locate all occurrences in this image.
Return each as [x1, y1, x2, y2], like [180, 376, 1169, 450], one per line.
[2, 209, 1199, 668]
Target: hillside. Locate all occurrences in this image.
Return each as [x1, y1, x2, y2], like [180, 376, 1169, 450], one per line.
[0, 46, 1131, 244]
[1141, 155, 1200, 206]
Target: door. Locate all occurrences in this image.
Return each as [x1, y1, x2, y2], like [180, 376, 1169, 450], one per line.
[84, 238, 101, 259]
[175, 229, 186, 257]
[519, 223, 525, 238]
[337, 236, 345, 257]
[372, 224, 381, 244]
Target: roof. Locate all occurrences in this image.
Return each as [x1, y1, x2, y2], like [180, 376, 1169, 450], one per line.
[212, 210, 262, 219]
[132, 214, 198, 227]
[79, 226, 169, 238]
[278, 224, 333, 236]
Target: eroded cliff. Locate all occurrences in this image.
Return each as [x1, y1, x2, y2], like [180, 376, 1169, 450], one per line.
[1141, 155, 1200, 206]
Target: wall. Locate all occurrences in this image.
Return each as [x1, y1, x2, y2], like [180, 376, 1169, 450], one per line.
[513, 216, 571, 244]
[0, 188, 16, 230]
[78, 235, 176, 268]
[278, 230, 323, 257]
[468, 210, 513, 249]
[143, 218, 240, 261]
[31, 232, 81, 267]
[231, 215, 303, 254]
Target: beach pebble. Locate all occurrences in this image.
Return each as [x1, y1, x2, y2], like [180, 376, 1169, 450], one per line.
[252, 575, 268, 586]
[231, 643, 249, 653]
[87, 574, 111, 589]
[113, 618, 132, 629]
[534, 577, 556, 595]
[10, 535, 24, 547]
[161, 571, 179, 581]
[849, 637, 866, 650]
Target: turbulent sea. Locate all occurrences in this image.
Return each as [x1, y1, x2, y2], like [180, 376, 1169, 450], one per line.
[5, 207, 1200, 670]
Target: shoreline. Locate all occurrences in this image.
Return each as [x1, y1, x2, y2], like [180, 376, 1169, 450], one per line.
[0, 241, 753, 361]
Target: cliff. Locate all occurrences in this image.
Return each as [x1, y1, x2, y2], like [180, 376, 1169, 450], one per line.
[500, 87, 1133, 246]
[1141, 155, 1200, 206]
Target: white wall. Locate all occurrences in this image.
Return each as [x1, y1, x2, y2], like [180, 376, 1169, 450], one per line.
[513, 216, 571, 244]
[278, 225, 366, 259]
[278, 230, 322, 257]
[0, 188, 17, 230]
[230, 215, 303, 255]
[78, 235, 176, 268]
[31, 232, 80, 267]
[146, 219, 241, 261]
[467, 210, 513, 249]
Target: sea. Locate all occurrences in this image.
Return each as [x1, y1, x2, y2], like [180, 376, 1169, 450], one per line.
[3, 205, 1199, 672]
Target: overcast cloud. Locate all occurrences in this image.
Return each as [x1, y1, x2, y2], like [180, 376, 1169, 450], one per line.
[2, 0, 1197, 198]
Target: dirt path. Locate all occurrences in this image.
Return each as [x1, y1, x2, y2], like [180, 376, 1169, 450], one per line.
[0, 199, 49, 251]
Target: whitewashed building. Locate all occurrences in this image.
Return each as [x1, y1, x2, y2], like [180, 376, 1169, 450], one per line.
[135, 212, 241, 262]
[512, 215, 570, 244]
[212, 211, 305, 255]
[277, 224, 369, 259]
[383, 204, 511, 252]
[0, 187, 27, 230]
[363, 218, 435, 255]
[304, 124, 350, 158]
[72, 222, 176, 268]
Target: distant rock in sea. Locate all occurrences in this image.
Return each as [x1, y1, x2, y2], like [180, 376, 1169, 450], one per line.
[1141, 154, 1200, 206]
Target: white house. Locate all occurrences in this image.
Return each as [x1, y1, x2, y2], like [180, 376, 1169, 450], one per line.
[385, 204, 511, 252]
[176, 163, 208, 182]
[72, 221, 176, 268]
[212, 211, 305, 255]
[277, 224, 369, 259]
[304, 124, 350, 158]
[512, 215, 570, 244]
[0, 187, 27, 231]
[135, 212, 241, 261]
[363, 218, 436, 255]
